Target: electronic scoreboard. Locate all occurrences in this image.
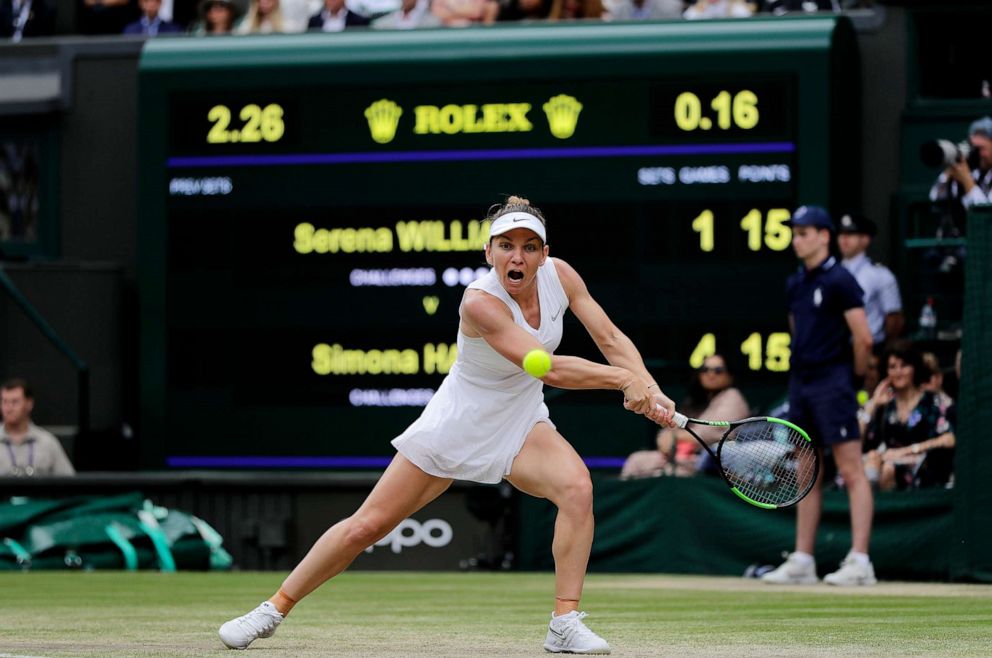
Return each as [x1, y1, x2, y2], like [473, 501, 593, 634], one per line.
[138, 18, 859, 469]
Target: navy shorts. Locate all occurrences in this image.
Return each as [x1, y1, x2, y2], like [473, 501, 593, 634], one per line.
[788, 363, 860, 448]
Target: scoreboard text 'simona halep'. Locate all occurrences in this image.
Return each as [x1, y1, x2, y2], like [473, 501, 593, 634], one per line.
[138, 18, 860, 469]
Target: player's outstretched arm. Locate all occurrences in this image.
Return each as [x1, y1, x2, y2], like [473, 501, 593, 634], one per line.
[552, 257, 675, 423]
[460, 288, 637, 395]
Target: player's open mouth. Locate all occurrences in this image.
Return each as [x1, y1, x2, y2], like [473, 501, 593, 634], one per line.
[508, 270, 524, 281]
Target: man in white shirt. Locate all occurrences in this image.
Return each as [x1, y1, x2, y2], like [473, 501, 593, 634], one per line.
[837, 212, 904, 349]
[0, 378, 75, 477]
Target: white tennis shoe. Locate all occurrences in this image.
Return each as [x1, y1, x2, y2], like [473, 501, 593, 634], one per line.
[760, 552, 819, 585]
[544, 610, 611, 654]
[824, 555, 877, 586]
[219, 600, 284, 649]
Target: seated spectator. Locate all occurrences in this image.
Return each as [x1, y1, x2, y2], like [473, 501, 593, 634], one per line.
[860, 342, 955, 490]
[0, 0, 56, 41]
[621, 353, 750, 479]
[430, 0, 497, 26]
[188, 0, 240, 34]
[547, 0, 602, 20]
[123, 0, 183, 34]
[603, 0, 680, 21]
[307, 0, 369, 30]
[683, 0, 752, 19]
[235, 0, 284, 32]
[0, 378, 75, 477]
[370, 0, 440, 28]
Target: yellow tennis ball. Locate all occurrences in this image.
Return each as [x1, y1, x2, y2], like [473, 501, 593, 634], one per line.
[856, 390, 869, 406]
[522, 349, 552, 378]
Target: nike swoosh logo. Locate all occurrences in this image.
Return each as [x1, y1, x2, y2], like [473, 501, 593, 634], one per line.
[548, 627, 564, 639]
[512, 217, 529, 222]
[551, 306, 563, 322]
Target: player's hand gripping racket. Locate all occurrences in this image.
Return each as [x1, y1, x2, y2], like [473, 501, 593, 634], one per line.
[671, 412, 819, 509]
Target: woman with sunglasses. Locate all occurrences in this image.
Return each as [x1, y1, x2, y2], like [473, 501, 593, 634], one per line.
[621, 353, 749, 478]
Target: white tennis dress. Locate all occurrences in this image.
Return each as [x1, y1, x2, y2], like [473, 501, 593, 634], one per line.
[391, 258, 569, 484]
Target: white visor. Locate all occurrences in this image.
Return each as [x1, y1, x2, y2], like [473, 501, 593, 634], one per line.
[488, 212, 547, 243]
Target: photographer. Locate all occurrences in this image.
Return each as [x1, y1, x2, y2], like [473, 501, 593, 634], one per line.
[928, 116, 992, 212]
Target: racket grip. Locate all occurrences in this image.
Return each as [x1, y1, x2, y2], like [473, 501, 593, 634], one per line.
[672, 412, 688, 428]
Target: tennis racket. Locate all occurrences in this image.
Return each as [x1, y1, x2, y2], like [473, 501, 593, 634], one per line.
[671, 412, 819, 509]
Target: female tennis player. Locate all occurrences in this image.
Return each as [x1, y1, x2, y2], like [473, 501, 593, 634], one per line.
[219, 196, 677, 654]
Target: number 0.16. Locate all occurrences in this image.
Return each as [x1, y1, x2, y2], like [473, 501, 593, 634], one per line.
[674, 90, 759, 132]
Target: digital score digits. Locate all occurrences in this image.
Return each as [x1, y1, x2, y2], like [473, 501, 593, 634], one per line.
[690, 208, 792, 252]
[684, 205, 793, 374]
[674, 89, 759, 132]
[689, 332, 791, 373]
[206, 103, 285, 145]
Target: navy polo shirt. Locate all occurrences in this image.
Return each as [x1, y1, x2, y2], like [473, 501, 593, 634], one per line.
[786, 256, 864, 374]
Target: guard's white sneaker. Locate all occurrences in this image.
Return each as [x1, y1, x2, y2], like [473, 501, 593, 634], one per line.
[219, 601, 284, 649]
[824, 555, 877, 586]
[760, 552, 819, 585]
[544, 611, 611, 654]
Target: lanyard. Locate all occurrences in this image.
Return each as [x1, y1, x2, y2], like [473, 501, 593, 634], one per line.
[142, 16, 159, 36]
[5, 441, 35, 476]
[12, 0, 33, 43]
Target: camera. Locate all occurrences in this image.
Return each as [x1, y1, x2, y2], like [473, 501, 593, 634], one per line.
[920, 139, 982, 169]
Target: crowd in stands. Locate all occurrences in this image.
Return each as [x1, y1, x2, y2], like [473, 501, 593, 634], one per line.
[1, 0, 875, 40]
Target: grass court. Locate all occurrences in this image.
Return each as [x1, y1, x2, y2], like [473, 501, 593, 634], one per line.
[2, 571, 991, 656]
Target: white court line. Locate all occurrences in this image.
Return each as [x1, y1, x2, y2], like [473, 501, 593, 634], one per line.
[0, 653, 53, 658]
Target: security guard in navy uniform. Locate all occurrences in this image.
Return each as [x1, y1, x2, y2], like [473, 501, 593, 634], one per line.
[761, 205, 878, 587]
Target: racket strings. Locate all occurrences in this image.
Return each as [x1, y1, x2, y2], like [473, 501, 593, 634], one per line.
[719, 421, 817, 506]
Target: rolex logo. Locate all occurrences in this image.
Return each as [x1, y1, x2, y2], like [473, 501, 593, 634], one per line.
[364, 99, 403, 144]
[542, 94, 583, 139]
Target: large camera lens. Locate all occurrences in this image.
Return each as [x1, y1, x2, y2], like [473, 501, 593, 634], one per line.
[920, 139, 960, 168]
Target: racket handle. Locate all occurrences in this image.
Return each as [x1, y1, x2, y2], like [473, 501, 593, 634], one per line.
[654, 404, 688, 428]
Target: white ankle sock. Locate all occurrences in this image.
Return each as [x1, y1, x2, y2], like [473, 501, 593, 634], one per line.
[791, 551, 814, 566]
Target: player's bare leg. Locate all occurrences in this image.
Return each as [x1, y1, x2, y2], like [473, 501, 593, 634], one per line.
[508, 422, 593, 612]
[507, 422, 610, 654]
[280, 454, 452, 602]
[219, 454, 451, 649]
